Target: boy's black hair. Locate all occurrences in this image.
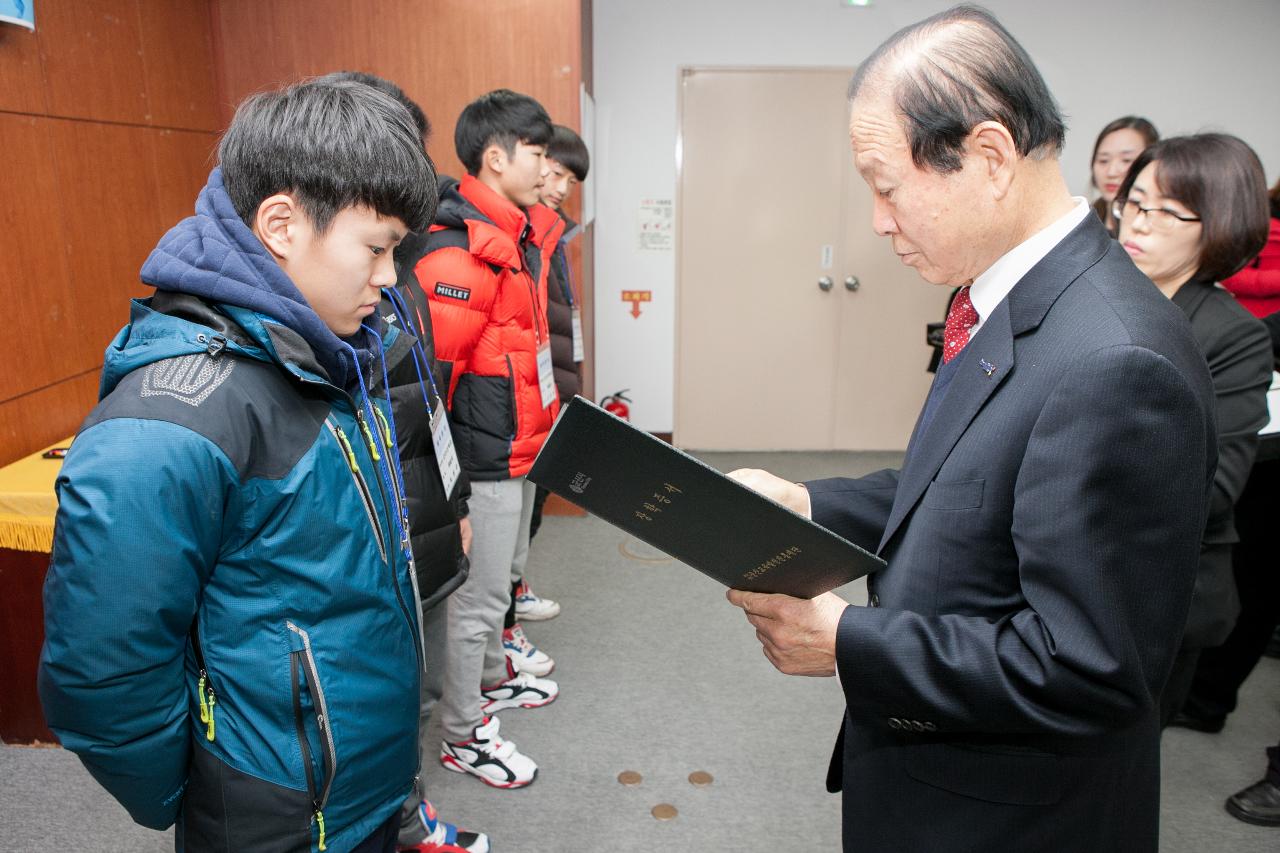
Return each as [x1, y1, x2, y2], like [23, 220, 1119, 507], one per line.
[546, 124, 589, 181]
[454, 89, 553, 176]
[219, 78, 437, 234]
[316, 70, 432, 142]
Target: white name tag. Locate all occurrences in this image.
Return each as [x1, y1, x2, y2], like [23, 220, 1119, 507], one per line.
[571, 308, 584, 363]
[537, 342, 557, 409]
[430, 400, 461, 497]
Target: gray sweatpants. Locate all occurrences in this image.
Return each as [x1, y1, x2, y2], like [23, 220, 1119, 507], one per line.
[438, 476, 535, 742]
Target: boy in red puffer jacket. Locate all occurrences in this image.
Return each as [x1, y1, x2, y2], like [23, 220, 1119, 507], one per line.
[417, 90, 563, 789]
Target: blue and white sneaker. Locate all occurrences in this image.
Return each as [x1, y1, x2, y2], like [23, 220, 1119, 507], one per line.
[513, 578, 560, 621]
[502, 623, 555, 677]
[398, 799, 489, 852]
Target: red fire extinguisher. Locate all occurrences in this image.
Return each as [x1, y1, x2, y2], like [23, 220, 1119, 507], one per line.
[601, 389, 631, 421]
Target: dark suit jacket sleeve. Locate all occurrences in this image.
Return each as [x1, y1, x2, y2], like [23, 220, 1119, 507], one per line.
[1198, 311, 1271, 539]
[805, 469, 900, 553]
[830, 344, 1209, 737]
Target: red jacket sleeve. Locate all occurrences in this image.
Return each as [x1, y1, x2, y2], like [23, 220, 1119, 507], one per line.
[1224, 218, 1280, 298]
[416, 245, 497, 401]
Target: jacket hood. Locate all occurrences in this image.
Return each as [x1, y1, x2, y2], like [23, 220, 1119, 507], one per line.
[432, 176, 470, 230]
[139, 167, 377, 391]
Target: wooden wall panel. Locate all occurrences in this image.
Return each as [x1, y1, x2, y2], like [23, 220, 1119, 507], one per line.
[48, 119, 169, 355]
[0, 115, 77, 401]
[137, 0, 222, 131]
[0, 22, 47, 114]
[0, 372, 100, 465]
[212, 0, 584, 179]
[37, 0, 150, 124]
[150, 129, 220, 226]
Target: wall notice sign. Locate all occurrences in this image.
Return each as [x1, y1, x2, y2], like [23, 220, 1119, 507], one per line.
[637, 198, 673, 252]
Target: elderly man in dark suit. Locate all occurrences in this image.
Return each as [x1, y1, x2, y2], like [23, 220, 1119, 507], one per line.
[728, 6, 1217, 852]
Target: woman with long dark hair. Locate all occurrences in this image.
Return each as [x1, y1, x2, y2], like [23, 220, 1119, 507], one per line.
[1090, 116, 1158, 235]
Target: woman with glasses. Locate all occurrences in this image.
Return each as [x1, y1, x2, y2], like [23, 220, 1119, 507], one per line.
[1113, 133, 1273, 727]
[1090, 116, 1158, 236]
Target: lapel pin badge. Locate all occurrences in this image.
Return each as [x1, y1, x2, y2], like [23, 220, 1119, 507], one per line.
[978, 358, 997, 377]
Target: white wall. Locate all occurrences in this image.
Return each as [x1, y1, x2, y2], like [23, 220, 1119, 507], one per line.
[591, 0, 1280, 434]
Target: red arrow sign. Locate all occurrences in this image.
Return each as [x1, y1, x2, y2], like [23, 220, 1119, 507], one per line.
[622, 290, 652, 319]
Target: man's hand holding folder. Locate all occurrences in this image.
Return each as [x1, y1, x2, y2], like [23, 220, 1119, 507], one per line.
[727, 467, 845, 678]
[727, 468, 813, 518]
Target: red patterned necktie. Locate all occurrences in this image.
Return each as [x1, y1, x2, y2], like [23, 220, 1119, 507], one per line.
[942, 287, 979, 364]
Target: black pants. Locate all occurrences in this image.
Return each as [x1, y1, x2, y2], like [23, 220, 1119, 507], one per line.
[351, 809, 400, 853]
[528, 484, 550, 541]
[1182, 458, 1280, 722]
[1161, 647, 1201, 727]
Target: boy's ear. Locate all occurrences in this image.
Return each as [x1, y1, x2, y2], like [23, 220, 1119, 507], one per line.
[483, 144, 508, 176]
[253, 193, 301, 259]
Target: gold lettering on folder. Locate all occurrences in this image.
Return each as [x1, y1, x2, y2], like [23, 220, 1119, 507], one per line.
[742, 546, 803, 581]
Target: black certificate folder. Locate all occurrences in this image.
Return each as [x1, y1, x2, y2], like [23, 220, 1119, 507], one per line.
[528, 397, 886, 598]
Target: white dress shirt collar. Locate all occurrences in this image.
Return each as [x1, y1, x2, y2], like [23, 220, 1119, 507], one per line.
[967, 198, 1091, 336]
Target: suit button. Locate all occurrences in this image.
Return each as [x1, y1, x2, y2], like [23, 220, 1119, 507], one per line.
[923, 722, 937, 732]
[911, 720, 925, 732]
[888, 717, 902, 730]
[869, 593, 880, 608]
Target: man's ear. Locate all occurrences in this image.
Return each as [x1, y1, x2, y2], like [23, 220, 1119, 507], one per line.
[253, 193, 301, 260]
[967, 121, 1018, 199]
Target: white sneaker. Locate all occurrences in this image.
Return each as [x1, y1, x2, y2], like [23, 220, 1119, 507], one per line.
[440, 716, 537, 789]
[503, 623, 555, 677]
[480, 671, 559, 713]
[514, 578, 561, 621]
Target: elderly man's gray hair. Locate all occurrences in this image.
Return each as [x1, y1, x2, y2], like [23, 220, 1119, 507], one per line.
[848, 4, 1066, 174]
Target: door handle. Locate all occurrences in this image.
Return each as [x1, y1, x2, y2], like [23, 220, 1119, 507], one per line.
[818, 276, 834, 292]
[845, 276, 860, 292]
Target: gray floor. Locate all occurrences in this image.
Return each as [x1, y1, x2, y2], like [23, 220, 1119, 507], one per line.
[2, 451, 1277, 851]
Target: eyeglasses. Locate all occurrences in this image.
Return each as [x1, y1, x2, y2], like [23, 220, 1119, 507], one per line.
[1113, 198, 1202, 231]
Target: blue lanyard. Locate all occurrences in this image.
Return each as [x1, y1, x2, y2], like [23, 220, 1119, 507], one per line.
[385, 287, 445, 416]
[345, 333, 412, 564]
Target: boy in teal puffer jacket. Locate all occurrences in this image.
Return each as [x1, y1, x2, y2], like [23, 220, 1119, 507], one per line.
[39, 78, 436, 853]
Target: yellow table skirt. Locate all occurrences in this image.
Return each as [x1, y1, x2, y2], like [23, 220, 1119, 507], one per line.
[0, 438, 71, 553]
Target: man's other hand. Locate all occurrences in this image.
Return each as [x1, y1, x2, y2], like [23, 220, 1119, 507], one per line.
[728, 468, 812, 518]
[726, 589, 848, 677]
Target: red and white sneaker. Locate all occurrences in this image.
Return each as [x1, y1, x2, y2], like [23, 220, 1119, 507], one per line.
[398, 799, 489, 852]
[513, 578, 561, 621]
[480, 671, 558, 714]
[440, 716, 537, 789]
[502, 623, 555, 677]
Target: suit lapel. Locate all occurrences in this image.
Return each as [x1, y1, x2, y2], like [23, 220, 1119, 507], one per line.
[877, 304, 1014, 552]
[875, 213, 1115, 554]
